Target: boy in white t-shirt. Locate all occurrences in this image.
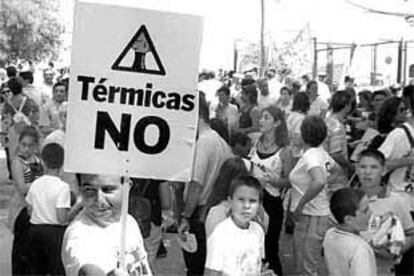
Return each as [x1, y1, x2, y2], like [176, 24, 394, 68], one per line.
[356, 149, 414, 276]
[205, 175, 275, 276]
[323, 188, 376, 276]
[26, 143, 83, 275]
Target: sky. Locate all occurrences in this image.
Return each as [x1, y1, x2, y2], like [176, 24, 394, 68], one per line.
[58, 0, 414, 70]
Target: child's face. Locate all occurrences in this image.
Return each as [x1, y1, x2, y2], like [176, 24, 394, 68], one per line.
[217, 91, 229, 106]
[346, 196, 371, 233]
[18, 136, 37, 159]
[232, 141, 252, 158]
[357, 156, 385, 189]
[229, 185, 260, 228]
[81, 175, 123, 227]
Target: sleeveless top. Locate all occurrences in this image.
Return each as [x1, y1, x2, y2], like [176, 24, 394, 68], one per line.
[239, 105, 254, 128]
[248, 139, 283, 197]
[8, 155, 42, 230]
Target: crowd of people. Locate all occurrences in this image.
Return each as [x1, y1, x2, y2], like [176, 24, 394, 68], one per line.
[0, 62, 414, 276]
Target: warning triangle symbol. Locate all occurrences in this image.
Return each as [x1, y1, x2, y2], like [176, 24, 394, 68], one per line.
[111, 25, 166, 76]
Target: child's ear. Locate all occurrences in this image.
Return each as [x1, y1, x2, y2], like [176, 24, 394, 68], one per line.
[343, 215, 353, 226]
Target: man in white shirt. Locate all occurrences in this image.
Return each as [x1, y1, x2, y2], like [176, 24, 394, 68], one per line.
[213, 86, 238, 134]
[20, 71, 43, 106]
[307, 80, 329, 118]
[61, 174, 151, 276]
[266, 69, 282, 101]
[317, 73, 331, 103]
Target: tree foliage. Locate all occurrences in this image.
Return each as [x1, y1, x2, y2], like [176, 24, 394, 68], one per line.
[0, 0, 64, 62]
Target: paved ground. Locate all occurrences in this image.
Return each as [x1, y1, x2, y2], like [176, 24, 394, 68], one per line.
[0, 148, 323, 276]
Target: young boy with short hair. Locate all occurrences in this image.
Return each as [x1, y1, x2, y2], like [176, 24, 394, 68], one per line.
[323, 188, 376, 276]
[205, 175, 273, 276]
[26, 143, 83, 275]
[356, 149, 414, 276]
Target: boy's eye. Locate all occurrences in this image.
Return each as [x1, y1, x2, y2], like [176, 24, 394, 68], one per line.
[102, 186, 117, 193]
[83, 188, 96, 195]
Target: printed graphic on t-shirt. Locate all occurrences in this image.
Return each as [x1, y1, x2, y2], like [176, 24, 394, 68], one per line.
[234, 249, 261, 276]
[112, 248, 149, 276]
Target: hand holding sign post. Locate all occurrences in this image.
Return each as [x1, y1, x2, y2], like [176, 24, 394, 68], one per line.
[67, 2, 203, 274]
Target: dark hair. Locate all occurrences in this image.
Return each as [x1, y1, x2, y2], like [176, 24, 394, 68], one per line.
[41, 143, 64, 169]
[19, 71, 34, 84]
[53, 81, 67, 92]
[210, 118, 229, 144]
[292, 80, 302, 90]
[301, 75, 310, 82]
[330, 188, 365, 224]
[230, 132, 251, 147]
[199, 93, 210, 124]
[207, 71, 215, 79]
[372, 90, 387, 100]
[280, 86, 291, 96]
[262, 105, 289, 147]
[7, 77, 24, 95]
[358, 90, 373, 103]
[19, 126, 39, 144]
[402, 84, 414, 113]
[330, 90, 351, 113]
[257, 79, 269, 96]
[241, 78, 256, 87]
[301, 115, 327, 147]
[292, 92, 310, 113]
[358, 90, 373, 109]
[242, 84, 258, 105]
[204, 157, 249, 211]
[217, 85, 230, 97]
[6, 66, 17, 78]
[377, 97, 407, 134]
[358, 149, 385, 166]
[268, 69, 276, 74]
[229, 175, 263, 201]
[306, 80, 317, 91]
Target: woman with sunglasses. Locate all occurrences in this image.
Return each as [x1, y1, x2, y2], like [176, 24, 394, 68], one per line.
[378, 87, 414, 276]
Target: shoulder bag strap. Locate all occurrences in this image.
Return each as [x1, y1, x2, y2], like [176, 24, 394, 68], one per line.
[18, 97, 27, 113]
[400, 124, 414, 148]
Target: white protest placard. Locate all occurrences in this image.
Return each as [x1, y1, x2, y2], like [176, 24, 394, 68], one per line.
[65, 1, 203, 181]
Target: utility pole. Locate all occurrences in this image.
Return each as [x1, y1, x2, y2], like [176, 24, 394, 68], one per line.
[259, 0, 266, 77]
[312, 37, 318, 79]
[397, 38, 403, 84]
[233, 40, 238, 72]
